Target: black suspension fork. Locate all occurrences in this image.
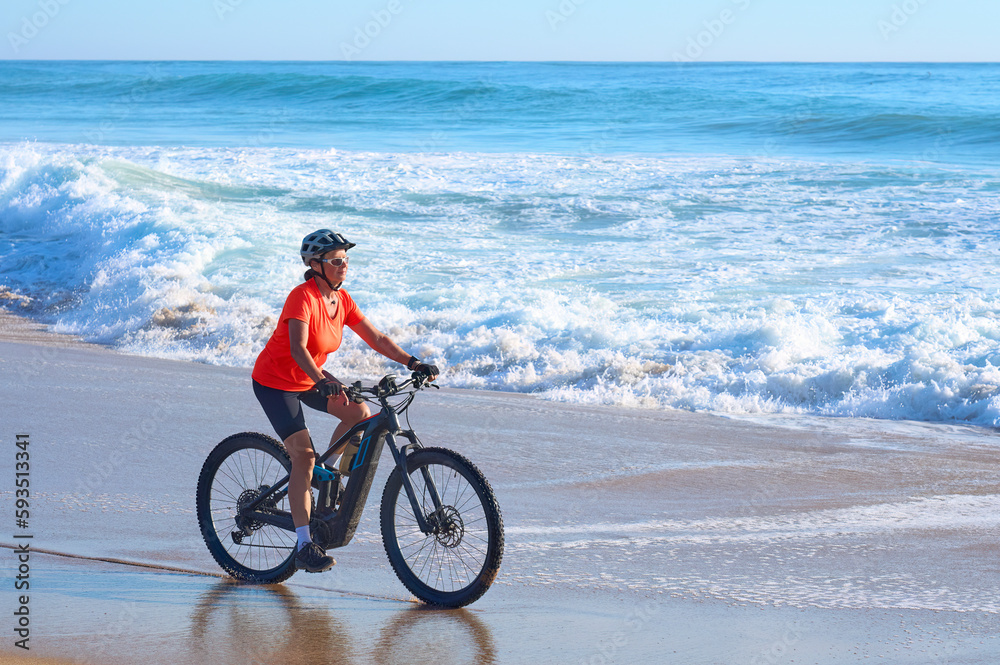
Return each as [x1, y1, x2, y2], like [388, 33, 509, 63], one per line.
[387, 426, 443, 535]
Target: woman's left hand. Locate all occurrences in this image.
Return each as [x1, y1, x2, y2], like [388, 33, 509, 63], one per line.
[413, 362, 439, 381]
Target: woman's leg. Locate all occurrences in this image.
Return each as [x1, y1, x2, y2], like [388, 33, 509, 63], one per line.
[283, 429, 315, 529]
[253, 381, 316, 529]
[324, 394, 371, 454]
[279, 391, 369, 526]
[284, 428, 335, 571]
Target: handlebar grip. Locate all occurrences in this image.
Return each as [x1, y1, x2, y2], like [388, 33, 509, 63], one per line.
[410, 370, 440, 390]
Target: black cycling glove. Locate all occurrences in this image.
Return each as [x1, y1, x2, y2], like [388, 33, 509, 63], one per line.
[406, 355, 439, 379]
[414, 362, 439, 378]
[315, 378, 344, 398]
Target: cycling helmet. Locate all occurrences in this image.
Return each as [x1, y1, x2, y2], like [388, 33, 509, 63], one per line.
[300, 229, 355, 265]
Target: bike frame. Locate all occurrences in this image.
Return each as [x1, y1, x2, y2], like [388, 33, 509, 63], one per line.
[238, 381, 442, 550]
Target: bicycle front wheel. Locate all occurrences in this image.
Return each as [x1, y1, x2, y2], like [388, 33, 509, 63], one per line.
[380, 447, 504, 607]
[196, 432, 298, 584]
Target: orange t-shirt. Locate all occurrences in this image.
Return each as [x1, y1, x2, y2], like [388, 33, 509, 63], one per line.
[252, 280, 365, 392]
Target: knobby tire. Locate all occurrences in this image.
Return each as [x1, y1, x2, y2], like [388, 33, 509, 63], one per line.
[196, 432, 299, 583]
[380, 447, 504, 607]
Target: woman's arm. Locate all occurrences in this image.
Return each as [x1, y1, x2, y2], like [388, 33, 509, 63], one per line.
[288, 318, 328, 384]
[350, 318, 413, 366]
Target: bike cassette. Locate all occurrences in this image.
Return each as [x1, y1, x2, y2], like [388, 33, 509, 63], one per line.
[234, 485, 273, 533]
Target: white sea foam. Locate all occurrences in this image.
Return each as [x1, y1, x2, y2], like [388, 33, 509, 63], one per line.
[505, 494, 1000, 612]
[4, 141, 1000, 425]
[507, 494, 1000, 542]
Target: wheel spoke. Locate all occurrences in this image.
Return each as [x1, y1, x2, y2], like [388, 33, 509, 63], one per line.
[198, 435, 297, 583]
[382, 449, 503, 605]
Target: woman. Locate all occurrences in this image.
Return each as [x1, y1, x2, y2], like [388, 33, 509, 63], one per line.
[251, 229, 439, 573]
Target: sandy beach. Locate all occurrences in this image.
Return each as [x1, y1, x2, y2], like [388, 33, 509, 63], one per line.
[2, 312, 1000, 664]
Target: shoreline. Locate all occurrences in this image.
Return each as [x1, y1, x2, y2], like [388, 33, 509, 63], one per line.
[2, 307, 996, 445]
[2, 309, 1000, 663]
[0, 310, 107, 351]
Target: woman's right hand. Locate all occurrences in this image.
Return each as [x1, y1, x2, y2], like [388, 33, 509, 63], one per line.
[315, 377, 345, 399]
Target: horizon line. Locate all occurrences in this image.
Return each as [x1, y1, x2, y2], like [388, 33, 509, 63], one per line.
[2, 58, 999, 65]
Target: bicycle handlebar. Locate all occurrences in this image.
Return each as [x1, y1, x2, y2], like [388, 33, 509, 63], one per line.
[348, 371, 437, 401]
[308, 371, 437, 403]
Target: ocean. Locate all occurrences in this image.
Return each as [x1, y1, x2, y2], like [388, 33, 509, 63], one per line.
[3, 61, 1000, 425]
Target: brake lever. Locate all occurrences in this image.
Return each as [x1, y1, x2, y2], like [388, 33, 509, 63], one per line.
[348, 380, 365, 403]
[410, 371, 440, 389]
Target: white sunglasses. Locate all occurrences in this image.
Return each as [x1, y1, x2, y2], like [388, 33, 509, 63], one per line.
[318, 257, 349, 267]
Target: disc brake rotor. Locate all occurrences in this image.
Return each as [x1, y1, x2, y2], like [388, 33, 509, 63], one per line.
[430, 505, 465, 548]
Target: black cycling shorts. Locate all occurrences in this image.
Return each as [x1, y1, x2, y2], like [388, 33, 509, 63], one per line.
[253, 379, 330, 442]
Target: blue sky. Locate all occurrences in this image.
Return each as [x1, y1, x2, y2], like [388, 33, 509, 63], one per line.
[4, 0, 999, 61]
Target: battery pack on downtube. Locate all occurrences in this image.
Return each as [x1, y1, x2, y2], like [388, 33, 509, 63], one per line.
[318, 425, 388, 549]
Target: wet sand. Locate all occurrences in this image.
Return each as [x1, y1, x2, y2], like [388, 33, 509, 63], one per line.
[0, 311, 100, 349]
[2, 313, 1000, 663]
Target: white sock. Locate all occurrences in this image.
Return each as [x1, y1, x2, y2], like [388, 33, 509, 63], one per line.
[296, 525, 311, 550]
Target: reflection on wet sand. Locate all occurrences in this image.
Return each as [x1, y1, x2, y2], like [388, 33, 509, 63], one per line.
[189, 581, 354, 665]
[188, 581, 496, 665]
[371, 606, 497, 665]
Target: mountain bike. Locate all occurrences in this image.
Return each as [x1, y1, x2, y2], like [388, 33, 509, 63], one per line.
[195, 373, 504, 608]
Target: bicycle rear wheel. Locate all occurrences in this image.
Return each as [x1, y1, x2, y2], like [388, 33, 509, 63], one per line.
[380, 447, 504, 607]
[196, 432, 298, 583]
